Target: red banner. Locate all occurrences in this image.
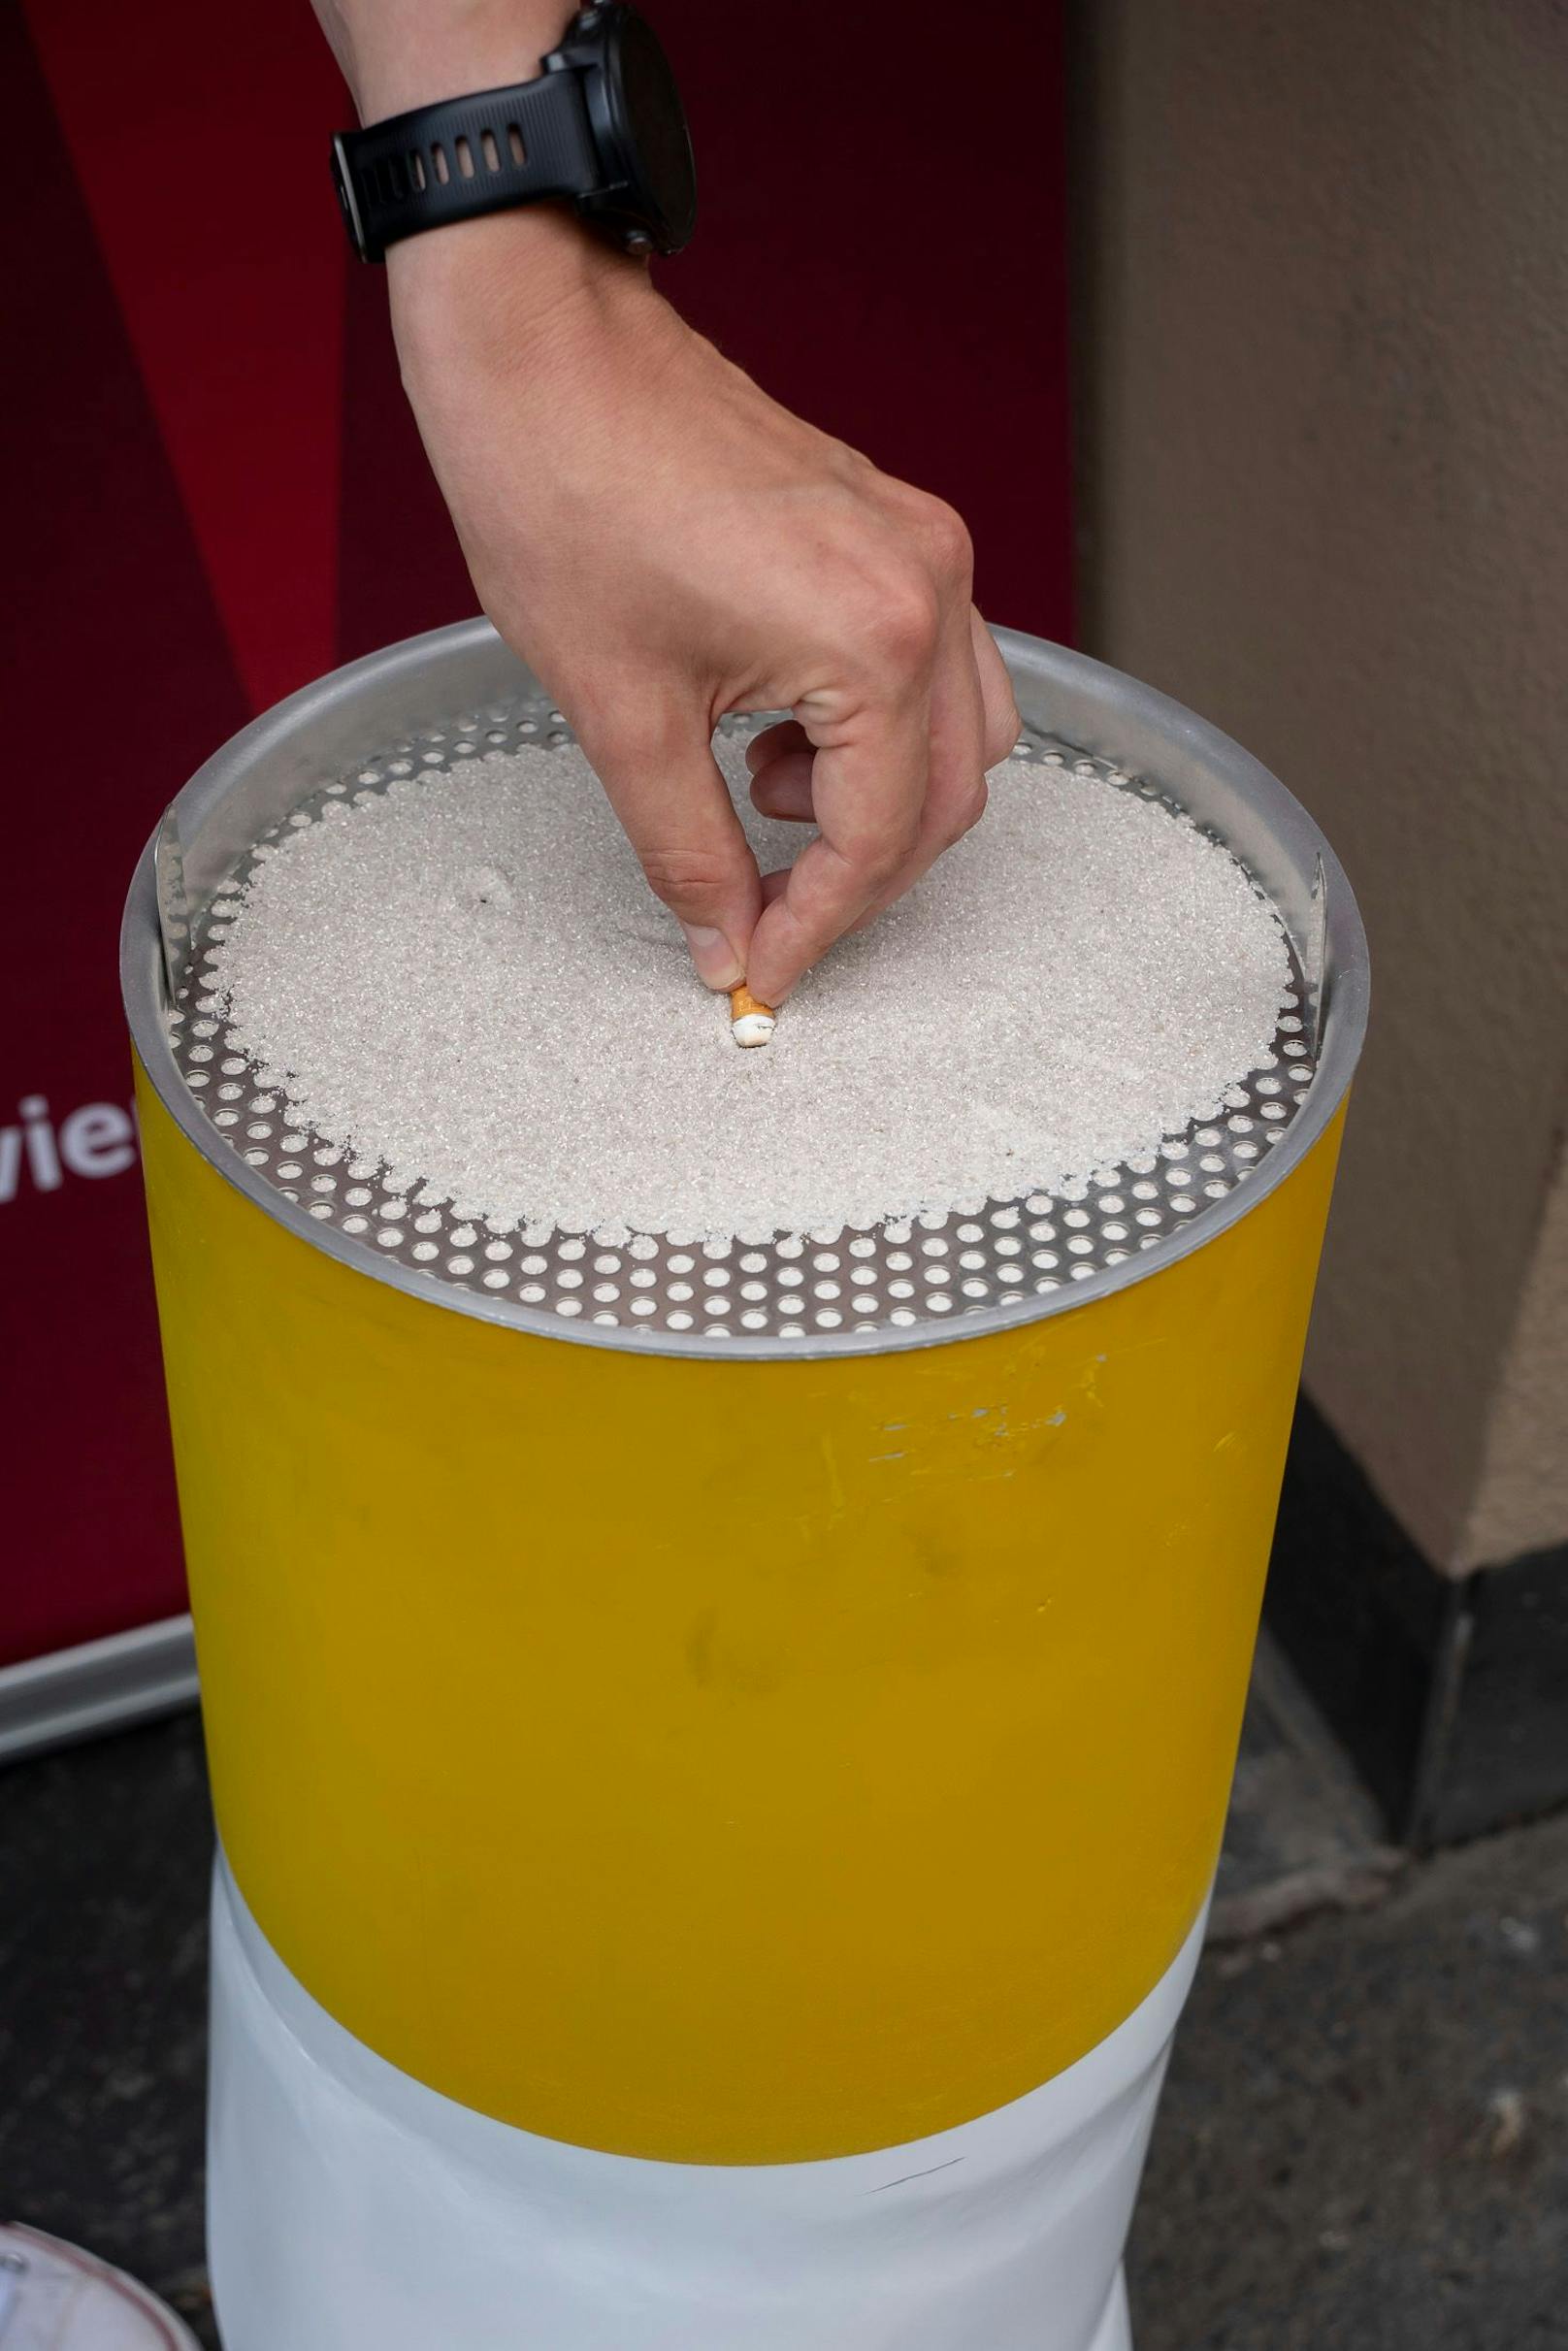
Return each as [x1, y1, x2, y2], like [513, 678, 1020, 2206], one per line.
[2, 0, 1069, 1666]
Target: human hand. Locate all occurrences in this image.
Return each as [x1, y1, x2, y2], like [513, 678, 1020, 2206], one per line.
[388, 213, 1020, 1004]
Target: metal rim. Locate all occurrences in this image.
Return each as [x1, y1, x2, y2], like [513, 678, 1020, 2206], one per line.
[121, 619, 1370, 1363]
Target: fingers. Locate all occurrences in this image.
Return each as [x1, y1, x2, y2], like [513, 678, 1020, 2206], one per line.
[744, 720, 809, 776]
[901, 594, 994, 869]
[749, 616, 1018, 836]
[577, 705, 763, 989]
[744, 629, 936, 1004]
[750, 762, 817, 825]
[744, 718, 814, 819]
[970, 607, 1023, 767]
[744, 618, 993, 1002]
[700, 504, 1013, 1004]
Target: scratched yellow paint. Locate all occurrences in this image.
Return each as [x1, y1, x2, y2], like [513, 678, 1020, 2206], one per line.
[138, 1070, 1343, 2164]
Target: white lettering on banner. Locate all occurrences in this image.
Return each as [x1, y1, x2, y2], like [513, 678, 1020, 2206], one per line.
[60, 1102, 138, 1178]
[20, 1096, 62, 1192]
[0, 1096, 140, 1205]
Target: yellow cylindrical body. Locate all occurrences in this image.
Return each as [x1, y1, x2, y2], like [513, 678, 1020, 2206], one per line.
[139, 1073, 1343, 2167]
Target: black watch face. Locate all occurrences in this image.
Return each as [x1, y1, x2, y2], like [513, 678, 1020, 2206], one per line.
[579, 6, 697, 253]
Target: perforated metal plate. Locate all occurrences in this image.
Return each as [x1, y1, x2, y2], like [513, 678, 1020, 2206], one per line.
[162, 693, 1320, 1347]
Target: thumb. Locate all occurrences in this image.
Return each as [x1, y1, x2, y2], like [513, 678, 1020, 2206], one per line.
[577, 705, 763, 991]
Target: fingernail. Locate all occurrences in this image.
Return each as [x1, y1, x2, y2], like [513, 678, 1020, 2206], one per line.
[680, 924, 745, 991]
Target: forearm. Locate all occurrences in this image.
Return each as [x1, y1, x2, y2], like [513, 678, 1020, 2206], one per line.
[311, 0, 573, 123]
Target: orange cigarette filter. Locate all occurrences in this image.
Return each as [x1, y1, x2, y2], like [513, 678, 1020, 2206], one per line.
[728, 983, 776, 1047]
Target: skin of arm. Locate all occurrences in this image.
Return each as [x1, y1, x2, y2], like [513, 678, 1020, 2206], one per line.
[312, 0, 1020, 1004]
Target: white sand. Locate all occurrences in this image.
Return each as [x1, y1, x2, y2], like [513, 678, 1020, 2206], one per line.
[209, 739, 1290, 1240]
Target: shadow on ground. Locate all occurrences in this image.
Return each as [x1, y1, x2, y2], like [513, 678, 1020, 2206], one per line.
[3, 1708, 1565, 2349]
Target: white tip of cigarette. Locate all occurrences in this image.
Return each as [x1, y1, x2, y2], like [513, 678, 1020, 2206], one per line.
[728, 984, 776, 1047]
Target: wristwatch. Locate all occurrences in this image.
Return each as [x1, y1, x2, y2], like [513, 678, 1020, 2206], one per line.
[331, 2, 696, 264]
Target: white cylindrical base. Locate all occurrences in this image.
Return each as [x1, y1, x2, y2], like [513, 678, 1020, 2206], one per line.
[210, 1858, 1201, 2351]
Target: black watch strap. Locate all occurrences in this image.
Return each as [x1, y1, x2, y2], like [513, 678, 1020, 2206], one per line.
[333, 73, 598, 265]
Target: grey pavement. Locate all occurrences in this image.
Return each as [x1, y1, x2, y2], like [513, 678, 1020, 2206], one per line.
[1130, 1810, 1568, 2348]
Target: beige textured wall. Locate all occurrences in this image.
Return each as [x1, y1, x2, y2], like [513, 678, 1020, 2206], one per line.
[1071, 0, 1568, 1573]
[1462, 1141, 1568, 1567]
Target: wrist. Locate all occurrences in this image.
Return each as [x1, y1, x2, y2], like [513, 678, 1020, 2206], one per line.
[389, 203, 674, 402]
[323, 0, 574, 124]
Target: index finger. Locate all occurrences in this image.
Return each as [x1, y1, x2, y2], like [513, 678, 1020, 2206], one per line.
[742, 672, 932, 1005]
[575, 702, 763, 991]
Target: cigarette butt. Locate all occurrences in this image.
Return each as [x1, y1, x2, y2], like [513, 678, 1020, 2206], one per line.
[728, 983, 776, 1048]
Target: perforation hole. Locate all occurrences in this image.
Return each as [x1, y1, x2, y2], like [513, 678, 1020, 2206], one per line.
[431, 144, 450, 183]
[455, 135, 475, 179]
[480, 127, 501, 172]
[506, 123, 526, 165]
